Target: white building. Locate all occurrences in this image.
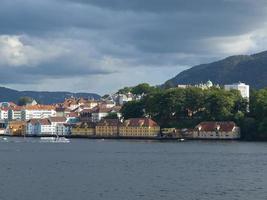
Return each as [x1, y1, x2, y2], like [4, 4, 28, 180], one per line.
[26, 117, 69, 135]
[21, 105, 56, 120]
[91, 106, 121, 123]
[49, 117, 69, 135]
[0, 108, 9, 120]
[26, 119, 40, 135]
[224, 82, 249, 99]
[193, 121, 240, 139]
[8, 107, 22, 120]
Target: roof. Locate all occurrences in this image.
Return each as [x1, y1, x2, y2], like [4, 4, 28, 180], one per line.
[27, 118, 51, 125]
[123, 118, 159, 127]
[39, 118, 51, 125]
[8, 121, 26, 126]
[196, 121, 237, 132]
[49, 117, 67, 122]
[97, 119, 121, 126]
[73, 122, 96, 128]
[10, 106, 23, 111]
[92, 106, 121, 113]
[27, 119, 40, 125]
[23, 105, 55, 111]
[0, 107, 9, 111]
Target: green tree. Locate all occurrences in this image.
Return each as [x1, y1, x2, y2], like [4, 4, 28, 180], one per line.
[103, 112, 119, 119]
[17, 96, 34, 106]
[131, 83, 157, 95]
[117, 87, 132, 94]
[121, 101, 145, 119]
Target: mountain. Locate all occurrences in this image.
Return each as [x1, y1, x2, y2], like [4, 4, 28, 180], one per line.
[0, 87, 100, 104]
[164, 51, 267, 89]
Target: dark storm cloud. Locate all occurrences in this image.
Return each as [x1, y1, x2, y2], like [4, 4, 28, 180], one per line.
[0, 0, 266, 91]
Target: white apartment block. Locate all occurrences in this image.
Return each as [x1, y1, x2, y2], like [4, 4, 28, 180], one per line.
[224, 82, 250, 99]
[0, 108, 8, 120]
[21, 106, 56, 120]
[8, 109, 22, 120]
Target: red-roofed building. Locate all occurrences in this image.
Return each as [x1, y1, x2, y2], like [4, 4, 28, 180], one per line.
[95, 119, 121, 137]
[119, 118, 160, 137]
[26, 117, 70, 135]
[193, 121, 240, 139]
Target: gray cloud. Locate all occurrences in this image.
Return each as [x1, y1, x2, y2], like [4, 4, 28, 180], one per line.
[0, 0, 267, 93]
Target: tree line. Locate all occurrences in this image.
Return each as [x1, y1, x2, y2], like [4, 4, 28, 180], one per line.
[120, 83, 267, 140]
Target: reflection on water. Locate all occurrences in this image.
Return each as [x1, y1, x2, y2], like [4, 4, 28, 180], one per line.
[0, 137, 267, 200]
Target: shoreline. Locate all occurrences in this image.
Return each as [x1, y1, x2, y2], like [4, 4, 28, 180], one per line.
[0, 134, 244, 141]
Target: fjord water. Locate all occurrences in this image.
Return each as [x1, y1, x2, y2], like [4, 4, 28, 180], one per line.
[0, 138, 267, 200]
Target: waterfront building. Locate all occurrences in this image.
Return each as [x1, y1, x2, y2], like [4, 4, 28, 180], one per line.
[7, 121, 26, 136]
[37, 118, 54, 135]
[26, 119, 40, 135]
[95, 119, 121, 137]
[0, 107, 9, 120]
[26, 117, 69, 135]
[0, 120, 6, 135]
[119, 118, 160, 137]
[224, 82, 249, 99]
[71, 122, 96, 136]
[193, 121, 240, 139]
[49, 117, 69, 136]
[21, 105, 56, 120]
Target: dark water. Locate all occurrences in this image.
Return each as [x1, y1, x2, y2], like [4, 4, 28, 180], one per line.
[0, 137, 267, 200]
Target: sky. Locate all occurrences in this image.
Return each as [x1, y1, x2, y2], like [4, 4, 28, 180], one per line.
[0, 0, 267, 95]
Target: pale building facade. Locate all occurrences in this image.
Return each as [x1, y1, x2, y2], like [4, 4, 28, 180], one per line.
[119, 118, 160, 137]
[21, 105, 56, 120]
[224, 82, 249, 99]
[193, 121, 240, 139]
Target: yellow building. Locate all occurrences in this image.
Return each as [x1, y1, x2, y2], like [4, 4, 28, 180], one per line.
[71, 122, 95, 136]
[119, 118, 160, 138]
[95, 119, 120, 137]
[8, 121, 26, 136]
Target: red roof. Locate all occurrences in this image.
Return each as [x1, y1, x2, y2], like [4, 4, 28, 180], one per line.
[123, 118, 159, 127]
[97, 119, 121, 126]
[92, 106, 121, 113]
[49, 117, 66, 122]
[196, 121, 237, 132]
[39, 118, 51, 125]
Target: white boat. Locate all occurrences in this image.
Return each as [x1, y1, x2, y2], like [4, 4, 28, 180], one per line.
[178, 138, 185, 142]
[40, 136, 70, 143]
